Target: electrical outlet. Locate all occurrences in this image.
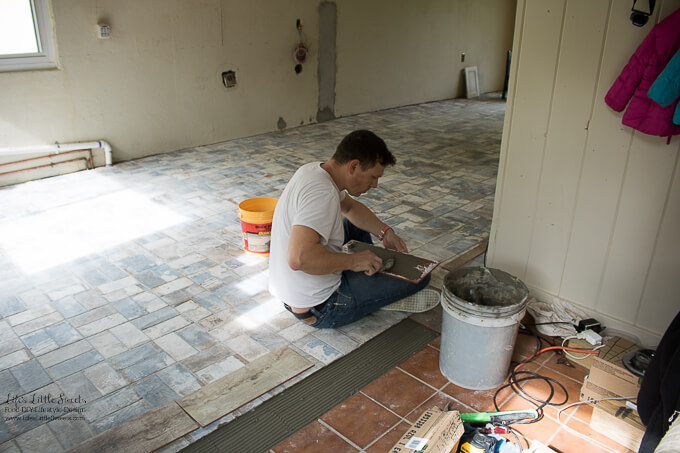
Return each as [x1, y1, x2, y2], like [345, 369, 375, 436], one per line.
[222, 71, 236, 88]
[97, 24, 111, 39]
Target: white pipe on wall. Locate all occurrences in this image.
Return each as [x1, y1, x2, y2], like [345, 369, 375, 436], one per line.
[0, 140, 113, 166]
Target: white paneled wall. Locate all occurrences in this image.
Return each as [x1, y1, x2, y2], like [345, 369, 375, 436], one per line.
[489, 0, 680, 346]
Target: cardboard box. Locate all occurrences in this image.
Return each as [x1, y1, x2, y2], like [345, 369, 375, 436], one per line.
[390, 407, 464, 453]
[589, 399, 645, 451]
[586, 336, 642, 399]
[580, 375, 623, 401]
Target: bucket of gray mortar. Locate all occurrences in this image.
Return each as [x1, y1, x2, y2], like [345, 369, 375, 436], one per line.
[439, 266, 529, 390]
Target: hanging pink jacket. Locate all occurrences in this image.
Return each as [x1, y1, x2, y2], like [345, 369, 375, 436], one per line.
[605, 8, 680, 139]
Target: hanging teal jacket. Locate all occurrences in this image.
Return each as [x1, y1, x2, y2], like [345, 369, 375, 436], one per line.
[605, 8, 680, 138]
[648, 49, 680, 125]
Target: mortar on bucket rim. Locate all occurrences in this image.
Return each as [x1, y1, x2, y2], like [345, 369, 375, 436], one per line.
[439, 266, 528, 390]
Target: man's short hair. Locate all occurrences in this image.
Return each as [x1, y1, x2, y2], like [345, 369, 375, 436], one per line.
[332, 130, 396, 169]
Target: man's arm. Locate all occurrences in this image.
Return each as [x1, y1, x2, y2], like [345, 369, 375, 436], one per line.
[340, 196, 407, 252]
[287, 224, 383, 275]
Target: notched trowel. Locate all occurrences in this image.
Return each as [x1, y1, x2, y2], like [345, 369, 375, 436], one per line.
[380, 257, 396, 272]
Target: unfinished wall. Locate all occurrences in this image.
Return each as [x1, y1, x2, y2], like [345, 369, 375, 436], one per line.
[488, 0, 680, 346]
[1, 0, 319, 170]
[335, 0, 516, 115]
[0, 0, 515, 180]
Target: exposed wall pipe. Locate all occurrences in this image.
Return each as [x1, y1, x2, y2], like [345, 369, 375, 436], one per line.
[0, 140, 113, 167]
[0, 149, 94, 177]
[0, 157, 90, 177]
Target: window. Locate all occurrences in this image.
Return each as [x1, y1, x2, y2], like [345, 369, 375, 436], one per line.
[0, 0, 56, 72]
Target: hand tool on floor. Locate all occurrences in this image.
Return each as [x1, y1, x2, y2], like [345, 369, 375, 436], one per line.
[458, 430, 497, 453]
[460, 409, 539, 424]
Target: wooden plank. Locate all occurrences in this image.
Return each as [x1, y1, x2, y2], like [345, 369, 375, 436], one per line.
[442, 238, 488, 272]
[69, 401, 198, 453]
[590, 399, 644, 452]
[178, 347, 313, 427]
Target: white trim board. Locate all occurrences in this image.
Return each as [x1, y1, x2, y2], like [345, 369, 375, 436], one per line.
[464, 66, 480, 98]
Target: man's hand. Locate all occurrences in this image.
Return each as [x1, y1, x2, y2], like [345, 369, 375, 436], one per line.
[382, 229, 408, 253]
[350, 250, 384, 276]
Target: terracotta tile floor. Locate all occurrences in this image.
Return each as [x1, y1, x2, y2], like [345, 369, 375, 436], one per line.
[270, 328, 638, 453]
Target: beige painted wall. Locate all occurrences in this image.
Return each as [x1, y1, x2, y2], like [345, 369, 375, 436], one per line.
[488, 0, 680, 346]
[335, 0, 516, 114]
[0, 0, 515, 184]
[1, 0, 320, 169]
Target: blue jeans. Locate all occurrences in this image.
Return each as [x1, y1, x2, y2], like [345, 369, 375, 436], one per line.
[305, 219, 431, 329]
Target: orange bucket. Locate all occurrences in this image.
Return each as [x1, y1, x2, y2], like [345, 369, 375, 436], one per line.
[238, 197, 278, 256]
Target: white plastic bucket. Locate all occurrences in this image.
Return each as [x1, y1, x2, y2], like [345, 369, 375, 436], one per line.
[439, 267, 529, 390]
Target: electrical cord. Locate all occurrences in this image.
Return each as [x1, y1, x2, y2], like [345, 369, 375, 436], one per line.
[507, 426, 525, 450]
[560, 335, 605, 360]
[556, 396, 637, 423]
[484, 326, 629, 452]
[492, 327, 601, 424]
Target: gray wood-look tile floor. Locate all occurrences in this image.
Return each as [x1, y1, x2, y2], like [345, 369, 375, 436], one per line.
[0, 94, 505, 452]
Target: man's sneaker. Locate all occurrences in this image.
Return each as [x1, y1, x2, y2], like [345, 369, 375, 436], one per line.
[381, 288, 440, 312]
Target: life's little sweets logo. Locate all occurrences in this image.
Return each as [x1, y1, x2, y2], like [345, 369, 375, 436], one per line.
[2, 392, 87, 423]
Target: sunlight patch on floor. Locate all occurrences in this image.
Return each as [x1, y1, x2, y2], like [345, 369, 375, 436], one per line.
[235, 294, 284, 329]
[235, 268, 270, 296]
[0, 189, 188, 274]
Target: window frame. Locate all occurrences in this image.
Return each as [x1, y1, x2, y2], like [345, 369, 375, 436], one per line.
[0, 0, 57, 72]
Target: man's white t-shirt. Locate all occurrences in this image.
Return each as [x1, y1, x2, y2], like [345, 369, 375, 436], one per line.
[269, 162, 347, 308]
